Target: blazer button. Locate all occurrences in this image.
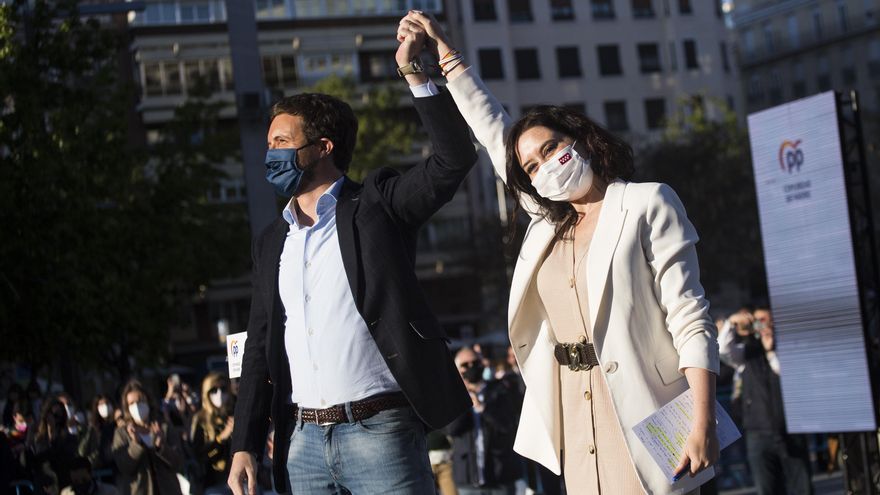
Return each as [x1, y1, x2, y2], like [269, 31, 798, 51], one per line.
[604, 361, 619, 374]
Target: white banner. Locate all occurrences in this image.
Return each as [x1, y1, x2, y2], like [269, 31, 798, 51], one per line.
[747, 91, 876, 432]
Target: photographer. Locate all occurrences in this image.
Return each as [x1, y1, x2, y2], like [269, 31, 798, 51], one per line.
[719, 308, 813, 495]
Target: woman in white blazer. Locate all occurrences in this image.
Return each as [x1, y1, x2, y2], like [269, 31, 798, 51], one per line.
[398, 12, 720, 495]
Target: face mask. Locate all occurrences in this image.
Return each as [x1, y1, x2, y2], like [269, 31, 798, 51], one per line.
[64, 404, 75, 419]
[209, 389, 227, 409]
[462, 364, 485, 384]
[530, 141, 594, 202]
[14, 423, 27, 433]
[264, 143, 314, 197]
[129, 401, 149, 424]
[482, 366, 493, 382]
[97, 403, 111, 419]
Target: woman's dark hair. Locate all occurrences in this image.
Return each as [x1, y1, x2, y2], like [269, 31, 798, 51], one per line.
[504, 105, 634, 240]
[270, 93, 358, 173]
[35, 397, 65, 441]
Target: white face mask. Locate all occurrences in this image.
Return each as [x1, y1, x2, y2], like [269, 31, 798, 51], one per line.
[530, 141, 594, 201]
[129, 401, 150, 425]
[209, 389, 227, 409]
[97, 403, 111, 419]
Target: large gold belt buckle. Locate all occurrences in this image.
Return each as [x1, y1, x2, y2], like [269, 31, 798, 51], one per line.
[566, 343, 593, 372]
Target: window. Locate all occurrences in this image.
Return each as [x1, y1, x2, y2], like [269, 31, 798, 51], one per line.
[841, 45, 857, 84]
[509, 0, 533, 22]
[762, 21, 775, 54]
[604, 100, 629, 131]
[747, 74, 764, 104]
[792, 81, 807, 98]
[255, 0, 285, 18]
[837, 0, 849, 32]
[514, 48, 541, 79]
[358, 50, 397, 82]
[678, 0, 691, 14]
[143, 62, 162, 96]
[869, 39, 880, 77]
[564, 102, 586, 115]
[556, 46, 582, 78]
[637, 43, 661, 73]
[817, 55, 831, 91]
[792, 60, 806, 98]
[720, 41, 730, 73]
[591, 0, 615, 19]
[683, 39, 698, 69]
[813, 8, 823, 39]
[644, 98, 666, 129]
[473, 0, 498, 20]
[768, 71, 783, 104]
[164, 62, 182, 95]
[632, 0, 654, 18]
[263, 56, 280, 89]
[180, 1, 212, 22]
[478, 48, 505, 80]
[597, 44, 623, 75]
[788, 15, 799, 48]
[743, 29, 755, 57]
[668, 41, 678, 70]
[550, 0, 575, 20]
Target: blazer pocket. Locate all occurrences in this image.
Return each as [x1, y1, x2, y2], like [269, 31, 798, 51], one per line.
[655, 352, 685, 386]
[409, 319, 450, 342]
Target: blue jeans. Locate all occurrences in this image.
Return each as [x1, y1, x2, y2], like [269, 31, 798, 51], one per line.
[287, 406, 435, 494]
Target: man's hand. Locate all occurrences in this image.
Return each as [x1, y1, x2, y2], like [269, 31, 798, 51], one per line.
[395, 12, 428, 86]
[228, 451, 259, 495]
[728, 311, 755, 337]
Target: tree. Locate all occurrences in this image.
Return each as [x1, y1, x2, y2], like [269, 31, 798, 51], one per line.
[0, 0, 248, 387]
[306, 75, 416, 181]
[634, 98, 767, 306]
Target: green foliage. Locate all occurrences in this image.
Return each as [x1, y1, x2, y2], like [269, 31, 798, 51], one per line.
[306, 75, 416, 181]
[634, 97, 767, 302]
[0, 0, 248, 380]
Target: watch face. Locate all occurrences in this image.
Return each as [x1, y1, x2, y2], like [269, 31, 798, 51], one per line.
[412, 58, 423, 72]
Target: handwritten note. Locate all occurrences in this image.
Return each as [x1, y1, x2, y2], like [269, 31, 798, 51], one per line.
[226, 331, 248, 379]
[632, 389, 741, 483]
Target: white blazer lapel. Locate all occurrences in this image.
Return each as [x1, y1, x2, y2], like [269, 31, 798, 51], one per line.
[507, 219, 555, 330]
[586, 181, 629, 335]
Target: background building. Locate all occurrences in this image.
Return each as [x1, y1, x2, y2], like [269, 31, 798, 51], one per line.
[451, 0, 740, 137]
[731, 0, 879, 161]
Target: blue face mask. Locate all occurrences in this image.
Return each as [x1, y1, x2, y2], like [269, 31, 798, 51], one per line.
[264, 143, 314, 197]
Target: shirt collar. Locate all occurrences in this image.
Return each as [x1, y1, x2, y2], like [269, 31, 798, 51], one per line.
[282, 177, 345, 227]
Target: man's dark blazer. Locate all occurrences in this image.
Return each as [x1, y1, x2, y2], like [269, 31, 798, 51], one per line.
[231, 89, 475, 490]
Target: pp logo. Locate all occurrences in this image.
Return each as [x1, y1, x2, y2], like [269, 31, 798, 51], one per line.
[778, 140, 804, 173]
[558, 152, 572, 165]
[231, 339, 240, 358]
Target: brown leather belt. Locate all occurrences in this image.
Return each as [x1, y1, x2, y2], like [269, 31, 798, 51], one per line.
[554, 341, 599, 371]
[290, 392, 409, 426]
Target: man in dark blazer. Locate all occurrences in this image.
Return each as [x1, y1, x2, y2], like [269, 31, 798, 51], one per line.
[228, 24, 473, 495]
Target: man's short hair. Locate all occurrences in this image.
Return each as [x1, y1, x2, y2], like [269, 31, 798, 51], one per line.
[270, 93, 358, 173]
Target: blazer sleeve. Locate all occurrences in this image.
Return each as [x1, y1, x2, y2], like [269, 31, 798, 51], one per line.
[642, 183, 720, 374]
[373, 88, 477, 227]
[230, 234, 274, 456]
[445, 67, 542, 217]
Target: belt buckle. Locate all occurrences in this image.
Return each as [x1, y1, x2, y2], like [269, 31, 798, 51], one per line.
[566, 343, 593, 372]
[316, 408, 337, 426]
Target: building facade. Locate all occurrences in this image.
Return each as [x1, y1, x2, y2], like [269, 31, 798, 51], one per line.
[451, 0, 740, 137]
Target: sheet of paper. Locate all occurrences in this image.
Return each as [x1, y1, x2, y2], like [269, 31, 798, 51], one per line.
[632, 388, 741, 483]
[226, 331, 248, 379]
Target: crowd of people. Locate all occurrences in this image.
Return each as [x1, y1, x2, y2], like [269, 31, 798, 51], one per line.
[0, 372, 267, 495]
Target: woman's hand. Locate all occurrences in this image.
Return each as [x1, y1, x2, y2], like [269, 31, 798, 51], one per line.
[674, 422, 719, 479]
[399, 11, 453, 59]
[219, 417, 235, 442]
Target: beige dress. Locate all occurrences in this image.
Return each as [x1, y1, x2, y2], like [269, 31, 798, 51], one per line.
[537, 231, 644, 495]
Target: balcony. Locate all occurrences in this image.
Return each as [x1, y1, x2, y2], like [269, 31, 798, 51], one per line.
[737, 15, 879, 69]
